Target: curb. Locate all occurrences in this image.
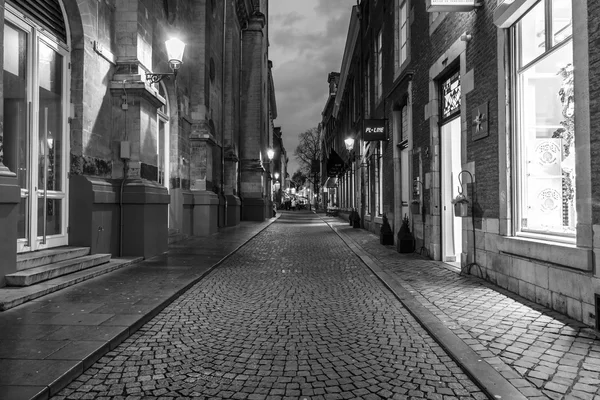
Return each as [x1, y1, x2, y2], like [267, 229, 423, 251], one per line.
[322, 217, 527, 400]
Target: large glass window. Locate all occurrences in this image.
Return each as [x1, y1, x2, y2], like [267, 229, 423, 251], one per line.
[365, 56, 371, 117]
[394, 0, 408, 76]
[377, 141, 383, 216]
[375, 30, 382, 100]
[514, 0, 574, 238]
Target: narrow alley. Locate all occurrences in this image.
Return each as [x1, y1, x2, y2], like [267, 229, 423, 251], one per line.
[51, 211, 485, 400]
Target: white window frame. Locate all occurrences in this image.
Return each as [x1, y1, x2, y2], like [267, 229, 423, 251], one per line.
[156, 82, 170, 190]
[512, 0, 574, 242]
[394, 0, 409, 77]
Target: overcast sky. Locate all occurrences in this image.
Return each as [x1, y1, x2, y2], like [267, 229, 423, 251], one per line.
[269, 0, 356, 174]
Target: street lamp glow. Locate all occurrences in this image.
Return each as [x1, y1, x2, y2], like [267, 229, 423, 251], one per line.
[274, 172, 280, 180]
[166, 38, 186, 70]
[344, 137, 355, 151]
[267, 148, 275, 161]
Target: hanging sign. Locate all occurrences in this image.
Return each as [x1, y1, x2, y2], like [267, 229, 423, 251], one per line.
[426, 0, 481, 12]
[363, 119, 387, 142]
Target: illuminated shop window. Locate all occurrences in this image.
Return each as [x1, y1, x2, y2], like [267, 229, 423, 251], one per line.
[514, 0, 574, 238]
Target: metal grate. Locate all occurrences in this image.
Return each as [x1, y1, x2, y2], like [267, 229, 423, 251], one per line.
[10, 0, 67, 44]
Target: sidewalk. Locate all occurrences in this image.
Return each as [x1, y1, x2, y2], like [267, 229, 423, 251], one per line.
[322, 215, 600, 400]
[0, 217, 278, 400]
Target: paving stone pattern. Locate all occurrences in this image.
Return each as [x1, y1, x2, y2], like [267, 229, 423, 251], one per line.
[53, 213, 485, 400]
[327, 218, 600, 400]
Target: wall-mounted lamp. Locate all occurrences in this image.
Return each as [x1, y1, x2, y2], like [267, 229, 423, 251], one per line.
[344, 137, 355, 151]
[274, 172, 280, 180]
[267, 148, 275, 161]
[460, 32, 472, 42]
[146, 38, 186, 84]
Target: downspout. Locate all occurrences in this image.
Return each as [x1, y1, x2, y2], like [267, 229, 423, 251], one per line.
[357, 0, 365, 229]
[221, 0, 227, 226]
[119, 81, 129, 257]
[239, 19, 248, 216]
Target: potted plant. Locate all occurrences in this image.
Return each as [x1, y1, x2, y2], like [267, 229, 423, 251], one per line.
[349, 208, 361, 228]
[397, 214, 415, 253]
[380, 214, 394, 245]
[452, 193, 469, 217]
[410, 200, 421, 215]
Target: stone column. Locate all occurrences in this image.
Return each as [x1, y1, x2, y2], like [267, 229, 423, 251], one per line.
[224, 1, 241, 226]
[185, 0, 219, 236]
[240, 13, 267, 221]
[103, 0, 169, 258]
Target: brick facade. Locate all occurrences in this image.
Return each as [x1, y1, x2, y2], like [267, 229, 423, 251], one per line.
[327, 0, 600, 328]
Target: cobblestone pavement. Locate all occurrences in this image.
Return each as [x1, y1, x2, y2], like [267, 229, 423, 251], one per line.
[53, 211, 486, 400]
[324, 217, 600, 400]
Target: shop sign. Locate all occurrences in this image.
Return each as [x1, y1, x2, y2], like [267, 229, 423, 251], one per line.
[363, 119, 387, 142]
[426, 0, 481, 12]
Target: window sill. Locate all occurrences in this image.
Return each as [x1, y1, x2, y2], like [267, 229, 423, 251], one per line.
[497, 236, 592, 272]
[374, 216, 383, 225]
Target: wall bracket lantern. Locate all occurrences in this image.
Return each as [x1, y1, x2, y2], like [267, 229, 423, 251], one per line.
[146, 38, 186, 84]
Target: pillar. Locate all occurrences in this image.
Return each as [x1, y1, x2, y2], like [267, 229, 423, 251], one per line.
[240, 13, 267, 221]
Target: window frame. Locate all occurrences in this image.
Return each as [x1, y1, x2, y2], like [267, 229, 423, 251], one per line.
[511, 0, 575, 242]
[394, 0, 409, 77]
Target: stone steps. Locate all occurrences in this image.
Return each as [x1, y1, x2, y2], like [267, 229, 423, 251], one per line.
[6, 253, 111, 287]
[0, 256, 142, 311]
[16, 246, 90, 271]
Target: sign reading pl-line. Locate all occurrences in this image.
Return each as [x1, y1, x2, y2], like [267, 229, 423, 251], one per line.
[426, 0, 481, 12]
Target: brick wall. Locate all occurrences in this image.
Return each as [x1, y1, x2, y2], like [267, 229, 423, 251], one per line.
[588, 0, 600, 224]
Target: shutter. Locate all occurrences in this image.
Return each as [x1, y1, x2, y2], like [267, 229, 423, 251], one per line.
[9, 0, 67, 44]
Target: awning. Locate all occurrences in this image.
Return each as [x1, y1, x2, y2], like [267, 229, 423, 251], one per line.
[324, 177, 338, 188]
[326, 149, 345, 177]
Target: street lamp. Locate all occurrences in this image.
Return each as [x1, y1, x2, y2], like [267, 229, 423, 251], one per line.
[267, 148, 275, 161]
[274, 172, 280, 180]
[146, 38, 186, 83]
[344, 137, 355, 151]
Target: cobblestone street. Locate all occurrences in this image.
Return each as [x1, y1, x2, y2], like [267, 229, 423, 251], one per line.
[52, 211, 485, 400]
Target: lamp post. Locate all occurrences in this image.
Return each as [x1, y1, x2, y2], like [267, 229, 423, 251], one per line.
[146, 38, 186, 83]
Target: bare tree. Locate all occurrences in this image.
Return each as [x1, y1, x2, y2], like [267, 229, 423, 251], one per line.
[294, 127, 321, 208]
[294, 127, 321, 179]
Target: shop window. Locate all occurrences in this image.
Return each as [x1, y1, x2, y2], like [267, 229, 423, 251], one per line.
[394, 0, 408, 77]
[514, 0, 574, 239]
[377, 141, 383, 216]
[374, 30, 382, 100]
[365, 56, 371, 117]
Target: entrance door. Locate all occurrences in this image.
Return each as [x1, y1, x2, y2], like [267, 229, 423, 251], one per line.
[3, 15, 69, 255]
[441, 117, 462, 264]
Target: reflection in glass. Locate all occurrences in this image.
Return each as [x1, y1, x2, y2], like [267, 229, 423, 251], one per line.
[37, 198, 62, 236]
[518, 1, 545, 67]
[518, 41, 574, 235]
[552, 0, 572, 45]
[3, 23, 29, 240]
[158, 120, 166, 186]
[38, 41, 63, 193]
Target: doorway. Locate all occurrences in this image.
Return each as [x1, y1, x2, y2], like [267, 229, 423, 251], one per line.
[3, 11, 70, 256]
[441, 117, 462, 265]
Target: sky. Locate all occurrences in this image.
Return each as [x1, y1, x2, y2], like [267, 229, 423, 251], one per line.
[269, 0, 356, 175]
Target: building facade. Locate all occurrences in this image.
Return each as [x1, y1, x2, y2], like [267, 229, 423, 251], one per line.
[326, 0, 600, 328]
[0, 0, 276, 287]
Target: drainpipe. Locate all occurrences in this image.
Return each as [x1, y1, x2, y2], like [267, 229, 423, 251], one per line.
[239, 19, 248, 217]
[221, 0, 228, 226]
